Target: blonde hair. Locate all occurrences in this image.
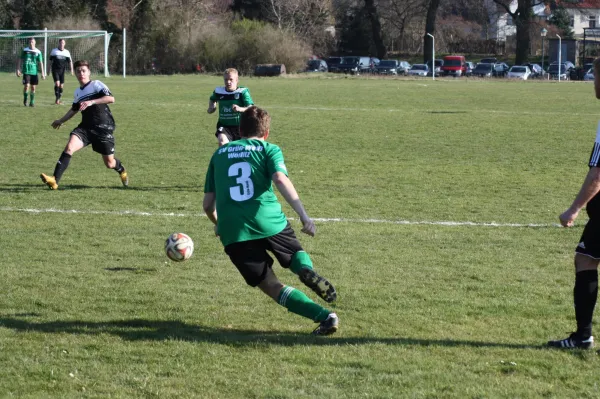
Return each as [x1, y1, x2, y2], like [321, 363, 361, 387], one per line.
[224, 68, 239, 76]
[240, 106, 270, 139]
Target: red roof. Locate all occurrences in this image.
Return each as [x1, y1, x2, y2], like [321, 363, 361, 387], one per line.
[559, 0, 600, 9]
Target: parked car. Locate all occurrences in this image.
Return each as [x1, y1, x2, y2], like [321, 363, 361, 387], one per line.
[472, 63, 493, 77]
[584, 68, 595, 81]
[337, 56, 372, 74]
[441, 55, 467, 77]
[465, 62, 475, 76]
[426, 59, 443, 75]
[305, 59, 328, 72]
[398, 61, 412, 75]
[375, 60, 401, 75]
[326, 56, 343, 72]
[522, 63, 544, 78]
[506, 65, 531, 80]
[492, 62, 510, 77]
[369, 57, 381, 71]
[548, 63, 570, 80]
[407, 64, 429, 77]
[480, 57, 498, 65]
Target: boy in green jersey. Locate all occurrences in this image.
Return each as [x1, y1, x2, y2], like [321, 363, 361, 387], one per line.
[16, 37, 46, 107]
[207, 68, 254, 146]
[203, 106, 339, 335]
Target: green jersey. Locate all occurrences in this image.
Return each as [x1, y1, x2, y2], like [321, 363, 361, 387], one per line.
[209, 86, 254, 127]
[21, 47, 43, 75]
[204, 139, 289, 246]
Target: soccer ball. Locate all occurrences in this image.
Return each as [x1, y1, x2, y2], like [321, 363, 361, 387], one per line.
[165, 233, 194, 262]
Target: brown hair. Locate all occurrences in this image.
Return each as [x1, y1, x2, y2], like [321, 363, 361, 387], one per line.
[74, 60, 90, 69]
[240, 106, 270, 138]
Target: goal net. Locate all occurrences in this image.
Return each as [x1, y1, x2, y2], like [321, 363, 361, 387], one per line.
[0, 30, 113, 77]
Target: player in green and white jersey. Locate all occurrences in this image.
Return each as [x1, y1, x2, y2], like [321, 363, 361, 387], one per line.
[203, 106, 339, 336]
[207, 68, 254, 146]
[16, 37, 46, 107]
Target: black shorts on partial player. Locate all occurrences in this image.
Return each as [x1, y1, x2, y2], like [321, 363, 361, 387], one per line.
[215, 124, 241, 141]
[52, 68, 66, 84]
[224, 223, 304, 287]
[71, 126, 116, 156]
[575, 218, 600, 259]
[22, 74, 39, 85]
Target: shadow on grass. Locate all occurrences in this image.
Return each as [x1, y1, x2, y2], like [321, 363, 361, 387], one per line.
[0, 316, 543, 349]
[428, 111, 467, 114]
[0, 183, 200, 192]
[104, 267, 157, 272]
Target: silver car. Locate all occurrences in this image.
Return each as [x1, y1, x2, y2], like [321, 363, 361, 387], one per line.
[407, 64, 429, 77]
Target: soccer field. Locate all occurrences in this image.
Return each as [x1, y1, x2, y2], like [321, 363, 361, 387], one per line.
[1, 72, 600, 397]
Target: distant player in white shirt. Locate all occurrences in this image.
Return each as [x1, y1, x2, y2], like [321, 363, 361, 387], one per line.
[49, 39, 74, 105]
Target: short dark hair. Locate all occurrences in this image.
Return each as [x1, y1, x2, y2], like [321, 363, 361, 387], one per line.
[240, 106, 270, 138]
[74, 60, 90, 69]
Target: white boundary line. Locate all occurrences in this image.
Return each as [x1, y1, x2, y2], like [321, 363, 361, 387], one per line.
[0, 206, 562, 228]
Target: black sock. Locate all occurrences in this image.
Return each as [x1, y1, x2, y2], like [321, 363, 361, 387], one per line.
[59, 87, 63, 99]
[54, 86, 60, 100]
[574, 269, 598, 339]
[113, 159, 125, 173]
[53, 152, 72, 183]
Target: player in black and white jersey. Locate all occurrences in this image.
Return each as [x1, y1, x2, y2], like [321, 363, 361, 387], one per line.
[548, 57, 600, 350]
[49, 38, 74, 105]
[40, 60, 128, 190]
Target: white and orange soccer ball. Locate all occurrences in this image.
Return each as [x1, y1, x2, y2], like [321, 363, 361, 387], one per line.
[165, 233, 194, 262]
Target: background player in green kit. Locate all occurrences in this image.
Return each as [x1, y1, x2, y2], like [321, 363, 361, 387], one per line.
[207, 68, 254, 146]
[203, 106, 339, 335]
[16, 37, 45, 107]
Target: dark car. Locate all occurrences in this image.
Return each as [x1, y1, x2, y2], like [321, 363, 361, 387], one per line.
[305, 59, 328, 72]
[472, 63, 493, 77]
[326, 57, 343, 73]
[548, 63, 570, 80]
[492, 62, 510, 77]
[426, 59, 444, 75]
[376, 60, 401, 75]
[480, 57, 498, 64]
[337, 56, 372, 74]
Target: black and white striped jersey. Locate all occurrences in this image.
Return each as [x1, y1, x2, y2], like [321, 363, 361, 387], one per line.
[49, 48, 71, 71]
[587, 124, 600, 218]
[71, 80, 115, 130]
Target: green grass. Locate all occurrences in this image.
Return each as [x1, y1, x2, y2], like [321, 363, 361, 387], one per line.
[1, 72, 600, 398]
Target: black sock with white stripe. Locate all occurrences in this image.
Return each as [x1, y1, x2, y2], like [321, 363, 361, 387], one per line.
[53, 152, 72, 183]
[113, 158, 125, 174]
[574, 269, 598, 339]
[54, 86, 60, 100]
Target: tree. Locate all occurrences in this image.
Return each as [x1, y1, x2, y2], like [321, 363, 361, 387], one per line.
[423, 0, 441, 63]
[364, 0, 386, 58]
[549, 4, 574, 39]
[491, 0, 546, 65]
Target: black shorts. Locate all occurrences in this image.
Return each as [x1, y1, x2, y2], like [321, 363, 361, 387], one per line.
[575, 218, 600, 259]
[71, 126, 116, 156]
[215, 124, 241, 142]
[224, 223, 304, 287]
[22, 74, 39, 86]
[52, 69, 65, 84]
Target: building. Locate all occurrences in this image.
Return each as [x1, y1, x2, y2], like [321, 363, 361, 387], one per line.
[560, 0, 600, 37]
[484, 0, 547, 42]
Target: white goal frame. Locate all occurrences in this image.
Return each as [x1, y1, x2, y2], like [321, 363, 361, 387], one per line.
[0, 29, 113, 77]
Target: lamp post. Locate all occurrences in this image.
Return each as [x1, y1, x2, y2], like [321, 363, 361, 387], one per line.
[427, 33, 435, 80]
[557, 34, 562, 82]
[541, 28, 547, 77]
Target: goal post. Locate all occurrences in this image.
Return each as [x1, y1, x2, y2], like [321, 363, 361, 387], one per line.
[0, 29, 113, 77]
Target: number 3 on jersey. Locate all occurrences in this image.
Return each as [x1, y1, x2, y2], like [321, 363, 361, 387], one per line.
[229, 162, 254, 201]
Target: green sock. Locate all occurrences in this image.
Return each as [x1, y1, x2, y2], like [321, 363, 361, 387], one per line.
[290, 251, 313, 275]
[277, 286, 330, 322]
[29, 93, 35, 105]
[23, 92, 28, 103]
